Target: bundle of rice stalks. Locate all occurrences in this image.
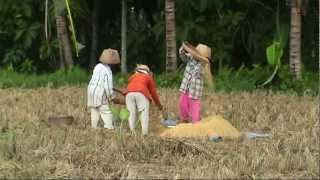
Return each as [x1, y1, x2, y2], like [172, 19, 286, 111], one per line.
[0, 160, 18, 178]
[203, 63, 214, 88]
[125, 163, 177, 179]
[160, 115, 241, 139]
[48, 116, 74, 127]
[0, 131, 16, 160]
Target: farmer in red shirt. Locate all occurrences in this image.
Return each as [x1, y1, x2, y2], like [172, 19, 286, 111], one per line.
[125, 64, 163, 135]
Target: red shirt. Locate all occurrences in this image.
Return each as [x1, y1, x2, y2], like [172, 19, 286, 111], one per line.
[125, 73, 161, 106]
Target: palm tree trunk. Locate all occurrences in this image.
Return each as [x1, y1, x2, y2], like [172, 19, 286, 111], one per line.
[318, 0, 320, 123]
[316, 0, 320, 143]
[317, 0, 320, 132]
[317, 1, 320, 116]
[89, 0, 100, 70]
[58, 39, 66, 69]
[45, 0, 49, 40]
[56, 15, 74, 68]
[289, 0, 302, 79]
[54, 0, 74, 69]
[165, 0, 177, 73]
[121, 0, 127, 74]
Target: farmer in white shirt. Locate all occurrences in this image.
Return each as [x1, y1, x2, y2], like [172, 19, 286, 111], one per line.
[87, 49, 123, 129]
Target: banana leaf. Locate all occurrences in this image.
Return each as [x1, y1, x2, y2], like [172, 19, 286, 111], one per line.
[258, 41, 283, 87]
[266, 41, 283, 66]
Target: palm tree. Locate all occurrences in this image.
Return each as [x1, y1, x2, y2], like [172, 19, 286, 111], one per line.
[54, 0, 74, 69]
[289, 0, 302, 79]
[289, 0, 308, 79]
[165, 0, 177, 73]
[89, 0, 100, 70]
[121, 0, 128, 74]
[318, 0, 320, 123]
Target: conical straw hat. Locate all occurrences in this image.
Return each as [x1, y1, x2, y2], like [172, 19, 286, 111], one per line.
[196, 44, 211, 60]
[99, 49, 120, 64]
[136, 64, 150, 73]
[182, 42, 211, 63]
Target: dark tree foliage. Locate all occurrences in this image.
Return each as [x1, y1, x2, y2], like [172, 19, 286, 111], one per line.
[0, 0, 318, 74]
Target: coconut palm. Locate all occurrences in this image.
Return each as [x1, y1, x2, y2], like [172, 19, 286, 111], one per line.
[289, 0, 308, 79]
[89, 0, 100, 70]
[165, 0, 177, 73]
[318, 0, 320, 114]
[121, 0, 128, 74]
[54, 0, 74, 69]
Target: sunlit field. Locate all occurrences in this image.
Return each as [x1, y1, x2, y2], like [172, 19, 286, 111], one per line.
[0, 87, 318, 178]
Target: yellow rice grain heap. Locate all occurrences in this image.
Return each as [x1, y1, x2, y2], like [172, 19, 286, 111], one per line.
[160, 115, 241, 139]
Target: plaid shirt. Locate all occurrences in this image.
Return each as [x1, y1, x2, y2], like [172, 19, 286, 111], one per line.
[179, 50, 204, 99]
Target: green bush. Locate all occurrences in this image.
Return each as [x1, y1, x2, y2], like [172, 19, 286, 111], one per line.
[214, 65, 318, 95]
[113, 72, 183, 88]
[156, 73, 183, 88]
[113, 73, 129, 87]
[274, 66, 318, 95]
[214, 65, 269, 92]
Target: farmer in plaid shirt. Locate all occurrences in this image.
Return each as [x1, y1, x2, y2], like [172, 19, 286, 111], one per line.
[178, 42, 212, 123]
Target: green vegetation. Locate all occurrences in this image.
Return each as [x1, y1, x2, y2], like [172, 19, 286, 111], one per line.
[214, 65, 318, 95]
[0, 0, 317, 74]
[0, 67, 88, 89]
[0, 66, 317, 95]
[0, 1, 318, 178]
[0, 0, 317, 95]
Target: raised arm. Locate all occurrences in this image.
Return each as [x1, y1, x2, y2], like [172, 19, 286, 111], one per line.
[179, 46, 192, 63]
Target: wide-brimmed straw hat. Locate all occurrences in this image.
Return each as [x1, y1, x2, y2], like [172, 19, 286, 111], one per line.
[99, 49, 120, 64]
[182, 42, 211, 63]
[135, 64, 150, 74]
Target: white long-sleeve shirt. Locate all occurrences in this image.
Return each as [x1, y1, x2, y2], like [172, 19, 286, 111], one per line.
[87, 63, 114, 107]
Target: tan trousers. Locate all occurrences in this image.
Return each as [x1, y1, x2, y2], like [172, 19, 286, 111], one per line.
[126, 92, 150, 135]
[90, 104, 114, 129]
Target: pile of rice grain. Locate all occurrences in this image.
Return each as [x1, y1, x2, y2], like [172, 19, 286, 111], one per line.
[160, 115, 241, 139]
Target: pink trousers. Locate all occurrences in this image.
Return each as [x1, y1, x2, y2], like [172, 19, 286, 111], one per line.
[178, 92, 201, 123]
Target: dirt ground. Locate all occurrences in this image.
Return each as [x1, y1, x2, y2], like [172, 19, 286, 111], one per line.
[0, 87, 319, 179]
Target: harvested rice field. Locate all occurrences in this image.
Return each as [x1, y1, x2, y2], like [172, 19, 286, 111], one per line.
[0, 87, 319, 179]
